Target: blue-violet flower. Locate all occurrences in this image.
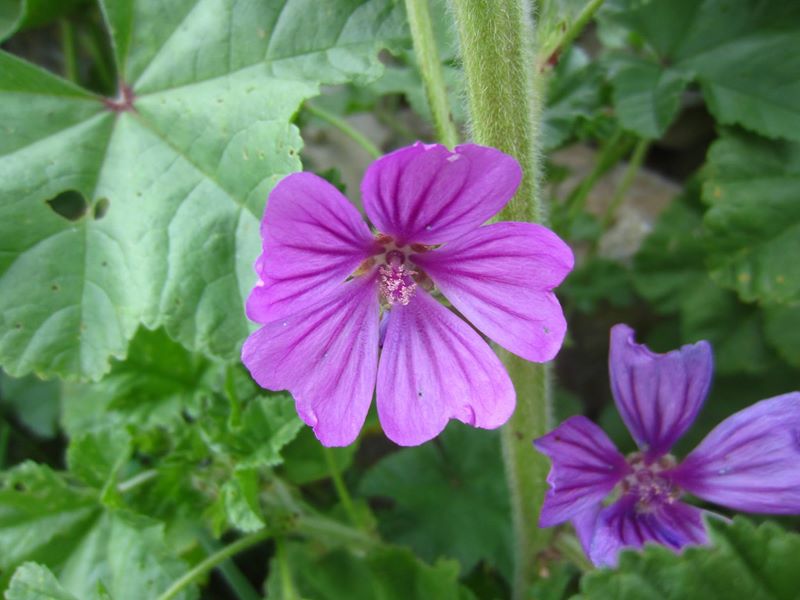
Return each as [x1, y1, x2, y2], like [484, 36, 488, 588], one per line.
[535, 323, 800, 566]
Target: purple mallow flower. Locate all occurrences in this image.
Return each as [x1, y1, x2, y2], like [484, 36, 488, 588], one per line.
[535, 324, 800, 567]
[242, 142, 573, 447]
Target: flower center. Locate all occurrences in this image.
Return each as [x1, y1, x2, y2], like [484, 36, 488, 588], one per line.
[619, 452, 680, 513]
[378, 250, 417, 306]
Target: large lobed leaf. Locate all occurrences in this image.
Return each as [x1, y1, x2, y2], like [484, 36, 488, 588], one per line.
[702, 131, 800, 305]
[266, 542, 476, 600]
[0, 0, 407, 381]
[599, 0, 800, 140]
[360, 423, 512, 578]
[0, 462, 196, 599]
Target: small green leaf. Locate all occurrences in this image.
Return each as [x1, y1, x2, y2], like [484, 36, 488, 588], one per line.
[561, 258, 635, 314]
[543, 48, 604, 150]
[679, 280, 772, 375]
[0, 463, 99, 572]
[57, 512, 197, 600]
[66, 428, 131, 494]
[200, 393, 303, 471]
[6, 563, 80, 600]
[208, 468, 265, 535]
[0, 373, 60, 438]
[61, 328, 214, 436]
[266, 543, 476, 600]
[360, 423, 512, 578]
[607, 54, 691, 139]
[702, 131, 800, 304]
[599, 0, 800, 142]
[281, 427, 357, 485]
[763, 303, 800, 367]
[633, 189, 707, 313]
[0, 0, 85, 42]
[578, 517, 800, 600]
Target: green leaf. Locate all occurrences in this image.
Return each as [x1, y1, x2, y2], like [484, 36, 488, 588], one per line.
[266, 543, 476, 600]
[606, 54, 691, 139]
[543, 48, 605, 150]
[0, 372, 60, 438]
[57, 512, 197, 600]
[6, 563, 79, 600]
[0, 0, 85, 42]
[633, 189, 707, 313]
[61, 327, 214, 436]
[763, 303, 800, 367]
[360, 423, 512, 578]
[281, 427, 357, 485]
[0, 461, 197, 600]
[66, 428, 131, 493]
[200, 393, 303, 471]
[679, 279, 772, 375]
[561, 257, 635, 314]
[578, 517, 800, 600]
[0, 0, 406, 381]
[207, 467, 265, 535]
[599, 0, 800, 141]
[0, 463, 99, 573]
[702, 131, 800, 304]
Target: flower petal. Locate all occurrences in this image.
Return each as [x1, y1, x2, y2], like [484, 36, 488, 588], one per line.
[361, 142, 522, 245]
[669, 393, 800, 513]
[376, 290, 514, 446]
[609, 324, 713, 459]
[241, 274, 380, 447]
[572, 504, 602, 558]
[246, 172, 377, 323]
[534, 416, 629, 527]
[589, 496, 710, 567]
[413, 222, 573, 362]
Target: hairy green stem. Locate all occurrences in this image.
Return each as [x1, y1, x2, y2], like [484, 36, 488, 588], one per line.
[451, 0, 544, 221]
[157, 528, 274, 600]
[322, 446, 363, 529]
[304, 102, 382, 159]
[404, 0, 459, 147]
[450, 1, 550, 597]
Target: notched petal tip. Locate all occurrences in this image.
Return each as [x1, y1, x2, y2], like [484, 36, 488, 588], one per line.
[361, 142, 522, 245]
[609, 323, 713, 458]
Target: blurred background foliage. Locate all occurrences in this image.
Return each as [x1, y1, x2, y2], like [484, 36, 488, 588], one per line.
[1, 0, 799, 598]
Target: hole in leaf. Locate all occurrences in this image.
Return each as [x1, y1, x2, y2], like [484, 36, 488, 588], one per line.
[47, 190, 87, 221]
[93, 197, 110, 220]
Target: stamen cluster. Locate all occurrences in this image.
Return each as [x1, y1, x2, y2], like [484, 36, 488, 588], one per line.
[620, 453, 679, 513]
